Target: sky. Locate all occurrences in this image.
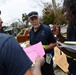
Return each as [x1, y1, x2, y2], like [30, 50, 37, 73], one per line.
[0, 0, 63, 26]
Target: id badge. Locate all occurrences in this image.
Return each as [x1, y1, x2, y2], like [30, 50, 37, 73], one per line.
[46, 53, 52, 64]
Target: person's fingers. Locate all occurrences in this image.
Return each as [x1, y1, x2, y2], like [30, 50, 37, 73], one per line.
[35, 56, 45, 67]
[35, 56, 45, 63]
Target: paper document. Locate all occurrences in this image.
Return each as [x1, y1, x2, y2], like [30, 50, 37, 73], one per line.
[23, 42, 45, 62]
[57, 41, 76, 53]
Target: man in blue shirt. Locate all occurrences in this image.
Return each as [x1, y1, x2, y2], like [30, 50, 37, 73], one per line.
[28, 11, 56, 75]
[0, 12, 44, 75]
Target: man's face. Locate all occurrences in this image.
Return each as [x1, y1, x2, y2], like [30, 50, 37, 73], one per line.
[0, 17, 3, 30]
[29, 16, 40, 28]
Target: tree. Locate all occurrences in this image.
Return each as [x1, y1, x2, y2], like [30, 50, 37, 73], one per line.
[41, 2, 67, 25]
[42, 10, 55, 25]
[22, 13, 29, 27]
[41, 2, 55, 25]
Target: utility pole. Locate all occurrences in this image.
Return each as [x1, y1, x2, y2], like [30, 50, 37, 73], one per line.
[52, 0, 57, 16]
[0, 10, 1, 15]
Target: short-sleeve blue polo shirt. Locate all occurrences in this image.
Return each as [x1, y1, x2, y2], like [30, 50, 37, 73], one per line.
[0, 33, 32, 75]
[29, 24, 56, 55]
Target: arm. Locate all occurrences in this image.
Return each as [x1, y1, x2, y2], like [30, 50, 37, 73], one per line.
[53, 25, 65, 43]
[25, 57, 45, 75]
[57, 33, 65, 43]
[57, 47, 76, 58]
[45, 26, 56, 51]
[33, 66, 42, 75]
[24, 66, 42, 75]
[53, 25, 76, 58]
[45, 43, 56, 51]
[24, 68, 33, 75]
[33, 57, 45, 75]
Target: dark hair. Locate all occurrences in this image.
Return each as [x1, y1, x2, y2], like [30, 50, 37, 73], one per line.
[63, 0, 76, 36]
[63, 0, 76, 21]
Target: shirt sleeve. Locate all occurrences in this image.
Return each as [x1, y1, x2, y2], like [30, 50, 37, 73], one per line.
[2, 37, 33, 75]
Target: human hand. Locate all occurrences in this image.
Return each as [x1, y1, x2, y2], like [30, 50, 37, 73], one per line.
[26, 44, 31, 47]
[32, 57, 45, 75]
[53, 25, 61, 36]
[35, 56, 45, 68]
[57, 43, 67, 54]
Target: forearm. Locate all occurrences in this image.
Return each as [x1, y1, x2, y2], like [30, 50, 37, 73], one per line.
[45, 43, 56, 51]
[58, 47, 76, 58]
[24, 68, 33, 75]
[33, 57, 45, 75]
[57, 33, 65, 43]
[24, 66, 42, 75]
[33, 66, 41, 75]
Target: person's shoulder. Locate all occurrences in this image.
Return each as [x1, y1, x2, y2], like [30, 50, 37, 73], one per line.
[42, 24, 50, 30]
[0, 33, 13, 48]
[0, 33, 12, 39]
[42, 24, 50, 28]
